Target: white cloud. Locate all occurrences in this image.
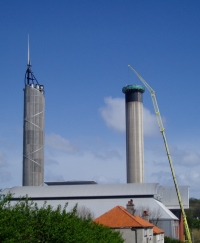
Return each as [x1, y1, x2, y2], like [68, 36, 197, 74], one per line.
[178, 170, 200, 188]
[171, 147, 200, 166]
[144, 144, 200, 197]
[44, 144, 126, 184]
[100, 97, 158, 137]
[44, 133, 126, 183]
[45, 133, 79, 153]
[100, 97, 125, 132]
[143, 108, 158, 137]
[149, 171, 174, 186]
[144, 140, 200, 169]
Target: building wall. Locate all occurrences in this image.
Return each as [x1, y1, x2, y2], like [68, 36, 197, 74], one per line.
[170, 209, 184, 241]
[115, 228, 153, 243]
[116, 228, 136, 243]
[154, 219, 179, 239]
[138, 228, 153, 243]
[153, 233, 164, 243]
[23, 84, 45, 186]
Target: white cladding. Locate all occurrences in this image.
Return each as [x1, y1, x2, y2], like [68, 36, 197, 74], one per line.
[23, 85, 45, 186]
[3, 183, 160, 198]
[162, 186, 189, 209]
[2, 183, 189, 212]
[126, 101, 144, 183]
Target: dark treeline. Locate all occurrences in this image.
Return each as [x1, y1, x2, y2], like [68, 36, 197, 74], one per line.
[186, 198, 200, 230]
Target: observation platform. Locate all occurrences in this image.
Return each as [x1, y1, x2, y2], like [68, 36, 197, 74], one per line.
[122, 84, 145, 94]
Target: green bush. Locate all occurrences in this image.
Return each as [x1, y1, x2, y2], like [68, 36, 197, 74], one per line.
[164, 236, 184, 243]
[0, 194, 124, 243]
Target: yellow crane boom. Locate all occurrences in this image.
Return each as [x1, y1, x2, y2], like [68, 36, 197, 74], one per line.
[128, 64, 192, 243]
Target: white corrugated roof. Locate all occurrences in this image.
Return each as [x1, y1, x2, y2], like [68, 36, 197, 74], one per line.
[2, 183, 189, 211]
[2, 183, 160, 198]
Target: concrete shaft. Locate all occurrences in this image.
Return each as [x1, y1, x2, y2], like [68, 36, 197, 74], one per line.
[126, 101, 144, 183]
[122, 85, 145, 183]
[23, 85, 45, 186]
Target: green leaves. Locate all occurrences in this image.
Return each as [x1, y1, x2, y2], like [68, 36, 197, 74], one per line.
[164, 236, 184, 243]
[0, 194, 124, 243]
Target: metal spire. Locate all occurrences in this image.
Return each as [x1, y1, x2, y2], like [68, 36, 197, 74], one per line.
[25, 35, 38, 85]
[28, 34, 31, 67]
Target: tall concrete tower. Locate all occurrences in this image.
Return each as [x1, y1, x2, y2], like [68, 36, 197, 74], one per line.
[122, 85, 145, 183]
[22, 40, 45, 186]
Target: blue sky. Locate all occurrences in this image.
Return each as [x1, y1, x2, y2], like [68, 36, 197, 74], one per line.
[0, 0, 200, 198]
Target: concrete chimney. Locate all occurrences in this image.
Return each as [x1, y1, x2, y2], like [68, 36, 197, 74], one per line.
[142, 210, 150, 222]
[23, 40, 45, 186]
[122, 85, 145, 183]
[126, 199, 135, 215]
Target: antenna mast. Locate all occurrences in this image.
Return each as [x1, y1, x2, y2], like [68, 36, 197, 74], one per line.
[25, 35, 38, 85]
[28, 34, 31, 66]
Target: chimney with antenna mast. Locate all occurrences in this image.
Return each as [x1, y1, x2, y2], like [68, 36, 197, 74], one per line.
[22, 35, 45, 186]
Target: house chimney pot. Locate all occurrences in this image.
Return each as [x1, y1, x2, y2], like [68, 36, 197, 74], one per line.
[126, 199, 135, 215]
[142, 210, 149, 222]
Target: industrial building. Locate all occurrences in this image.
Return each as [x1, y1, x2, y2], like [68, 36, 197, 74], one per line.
[3, 183, 188, 240]
[1, 46, 190, 241]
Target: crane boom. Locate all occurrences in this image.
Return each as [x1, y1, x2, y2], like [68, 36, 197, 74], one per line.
[128, 64, 192, 243]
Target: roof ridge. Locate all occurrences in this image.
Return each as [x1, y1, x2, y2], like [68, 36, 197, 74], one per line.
[94, 205, 164, 233]
[118, 206, 135, 218]
[118, 206, 154, 227]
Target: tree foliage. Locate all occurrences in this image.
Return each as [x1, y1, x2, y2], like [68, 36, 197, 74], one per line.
[185, 198, 200, 230]
[164, 236, 184, 243]
[0, 194, 124, 243]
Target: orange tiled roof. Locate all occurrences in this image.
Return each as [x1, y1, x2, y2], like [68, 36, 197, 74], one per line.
[94, 206, 154, 228]
[153, 225, 164, 234]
